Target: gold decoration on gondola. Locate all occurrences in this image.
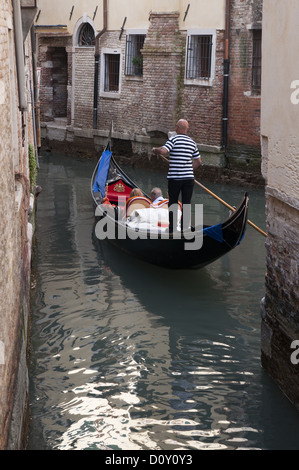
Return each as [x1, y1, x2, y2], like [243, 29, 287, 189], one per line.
[113, 182, 126, 193]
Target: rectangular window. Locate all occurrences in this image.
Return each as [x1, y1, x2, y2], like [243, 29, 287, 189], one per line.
[125, 34, 145, 76]
[100, 48, 122, 98]
[104, 54, 120, 92]
[185, 30, 216, 86]
[186, 35, 213, 80]
[252, 29, 262, 93]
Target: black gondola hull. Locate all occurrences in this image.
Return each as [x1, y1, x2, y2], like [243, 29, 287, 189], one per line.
[91, 154, 249, 270]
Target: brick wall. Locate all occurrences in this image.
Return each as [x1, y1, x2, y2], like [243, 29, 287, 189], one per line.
[180, 30, 225, 147]
[95, 13, 225, 147]
[227, 0, 262, 169]
[66, 45, 73, 125]
[39, 5, 263, 173]
[52, 47, 68, 118]
[0, 0, 34, 449]
[73, 46, 94, 128]
[0, 0, 21, 448]
[142, 12, 182, 134]
[38, 42, 53, 121]
[38, 35, 71, 122]
[95, 31, 146, 134]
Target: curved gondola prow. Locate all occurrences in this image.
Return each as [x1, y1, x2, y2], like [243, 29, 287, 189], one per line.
[221, 192, 249, 248]
[237, 192, 249, 243]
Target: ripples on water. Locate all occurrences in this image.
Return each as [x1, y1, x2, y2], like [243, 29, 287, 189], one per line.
[28, 153, 299, 450]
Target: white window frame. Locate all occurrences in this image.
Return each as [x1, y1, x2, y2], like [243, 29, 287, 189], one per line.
[100, 48, 122, 99]
[184, 28, 217, 87]
[125, 29, 147, 77]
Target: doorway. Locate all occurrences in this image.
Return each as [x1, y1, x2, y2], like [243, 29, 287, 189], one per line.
[52, 47, 68, 118]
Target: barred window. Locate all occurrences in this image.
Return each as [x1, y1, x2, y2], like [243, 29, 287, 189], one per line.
[78, 23, 95, 47]
[104, 53, 120, 92]
[186, 35, 213, 80]
[252, 29, 262, 93]
[125, 34, 145, 76]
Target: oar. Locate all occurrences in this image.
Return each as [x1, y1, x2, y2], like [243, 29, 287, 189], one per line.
[193, 179, 267, 237]
[158, 154, 267, 238]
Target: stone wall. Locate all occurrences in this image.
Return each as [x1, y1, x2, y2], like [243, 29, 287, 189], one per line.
[38, 35, 72, 122]
[261, 0, 299, 411]
[261, 195, 299, 409]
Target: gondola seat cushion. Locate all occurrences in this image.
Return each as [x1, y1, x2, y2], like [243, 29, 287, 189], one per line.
[125, 196, 152, 217]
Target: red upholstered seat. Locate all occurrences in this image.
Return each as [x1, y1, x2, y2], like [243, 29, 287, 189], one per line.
[106, 179, 133, 203]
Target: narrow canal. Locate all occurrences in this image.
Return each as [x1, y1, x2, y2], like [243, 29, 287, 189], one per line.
[27, 151, 299, 450]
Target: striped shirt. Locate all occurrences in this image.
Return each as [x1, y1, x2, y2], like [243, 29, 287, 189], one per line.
[163, 134, 200, 180]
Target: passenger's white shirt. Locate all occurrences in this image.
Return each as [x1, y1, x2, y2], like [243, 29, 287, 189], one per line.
[152, 196, 164, 205]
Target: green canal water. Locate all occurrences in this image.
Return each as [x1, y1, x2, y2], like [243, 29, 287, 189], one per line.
[27, 151, 299, 450]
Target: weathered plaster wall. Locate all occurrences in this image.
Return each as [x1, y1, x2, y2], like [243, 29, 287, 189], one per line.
[260, 0, 299, 410]
[261, 0, 299, 202]
[35, 0, 226, 33]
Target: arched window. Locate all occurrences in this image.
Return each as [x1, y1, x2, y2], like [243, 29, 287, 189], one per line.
[78, 23, 95, 46]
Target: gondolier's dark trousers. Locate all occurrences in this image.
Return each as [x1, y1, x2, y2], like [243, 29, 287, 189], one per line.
[168, 178, 194, 232]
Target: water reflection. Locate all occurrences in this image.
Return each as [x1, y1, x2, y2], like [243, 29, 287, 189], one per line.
[81, 238, 259, 450]
[28, 152, 299, 450]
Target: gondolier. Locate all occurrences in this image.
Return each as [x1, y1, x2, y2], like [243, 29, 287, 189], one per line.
[152, 119, 201, 232]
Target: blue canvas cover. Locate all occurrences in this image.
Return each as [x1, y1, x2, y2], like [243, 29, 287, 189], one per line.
[203, 223, 223, 243]
[92, 150, 113, 197]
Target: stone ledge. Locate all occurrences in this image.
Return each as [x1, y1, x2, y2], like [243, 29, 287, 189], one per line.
[149, 11, 180, 19]
[142, 49, 182, 56]
[266, 185, 299, 212]
[40, 122, 265, 185]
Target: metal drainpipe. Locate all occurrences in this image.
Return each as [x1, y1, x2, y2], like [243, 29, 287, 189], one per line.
[93, 0, 107, 129]
[222, 0, 230, 152]
[12, 0, 27, 112]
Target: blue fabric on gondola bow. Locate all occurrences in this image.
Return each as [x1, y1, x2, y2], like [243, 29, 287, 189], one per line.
[203, 223, 223, 243]
[92, 150, 113, 197]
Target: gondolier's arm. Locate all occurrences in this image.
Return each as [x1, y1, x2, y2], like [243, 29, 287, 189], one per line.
[152, 146, 168, 156]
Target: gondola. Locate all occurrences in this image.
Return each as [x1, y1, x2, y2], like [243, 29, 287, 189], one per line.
[91, 146, 249, 269]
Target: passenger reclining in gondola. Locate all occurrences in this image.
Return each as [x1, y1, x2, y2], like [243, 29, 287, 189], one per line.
[124, 188, 168, 218]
